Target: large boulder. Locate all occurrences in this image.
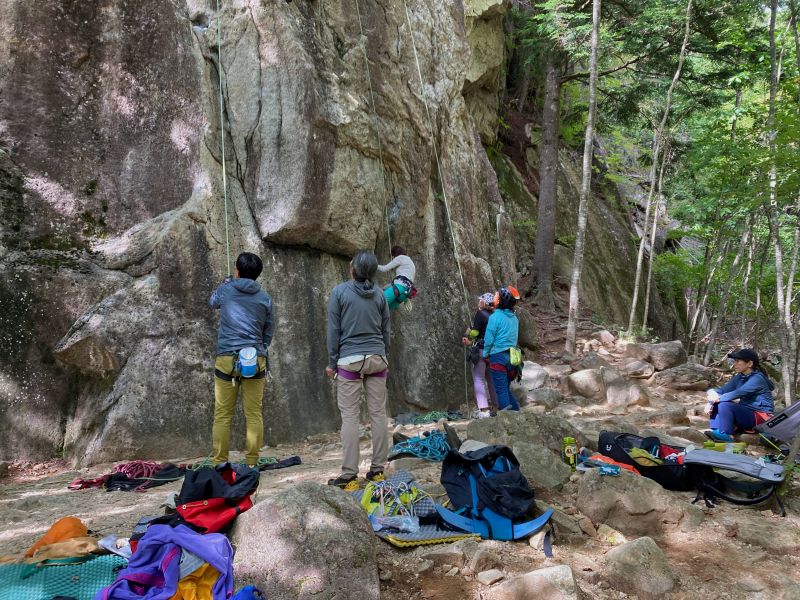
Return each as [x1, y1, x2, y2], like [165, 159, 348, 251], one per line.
[527, 387, 564, 409]
[566, 369, 605, 402]
[466, 410, 588, 454]
[620, 358, 655, 379]
[513, 441, 572, 490]
[567, 367, 647, 409]
[576, 470, 703, 536]
[653, 363, 717, 390]
[732, 518, 800, 555]
[571, 351, 610, 370]
[486, 565, 579, 600]
[605, 379, 650, 409]
[516, 361, 548, 391]
[231, 482, 379, 600]
[602, 536, 678, 599]
[625, 341, 687, 371]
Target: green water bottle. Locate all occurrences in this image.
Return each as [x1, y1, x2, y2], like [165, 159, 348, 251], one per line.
[563, 437, 578, 470]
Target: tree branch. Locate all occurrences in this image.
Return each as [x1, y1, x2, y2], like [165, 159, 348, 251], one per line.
[562, 42, 668, 82]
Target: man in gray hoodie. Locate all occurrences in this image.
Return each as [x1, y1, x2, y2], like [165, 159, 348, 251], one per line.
[325, 250, 391, 490]
[209, 252, 274, 467]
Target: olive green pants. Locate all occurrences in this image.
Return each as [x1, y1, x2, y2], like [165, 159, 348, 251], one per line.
[212, 355, 267, 465]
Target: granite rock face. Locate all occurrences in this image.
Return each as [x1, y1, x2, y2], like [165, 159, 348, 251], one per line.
[0, 0, 516, 463]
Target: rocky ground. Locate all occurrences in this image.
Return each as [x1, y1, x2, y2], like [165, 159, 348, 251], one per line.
[2, 331, 800, 599]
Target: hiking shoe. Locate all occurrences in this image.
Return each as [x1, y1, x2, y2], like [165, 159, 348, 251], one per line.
[327, 475, 359, 491]
[366, 469, 385, 483]
[471, 409, 491, 420]
[704, 429, 734, 443]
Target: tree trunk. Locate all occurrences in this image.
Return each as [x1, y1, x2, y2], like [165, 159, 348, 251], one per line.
[703, 220, 750, 365]
[565, 0, 602, 354]
[687, 241, 711, 353]
[627, 0, 693, 335]
[765, 0, 796, 408]
[688, 237, 728, 355]
[739, 224, 756, 346]
[533, 55, 562, 311]
[642, 149, 669, 330]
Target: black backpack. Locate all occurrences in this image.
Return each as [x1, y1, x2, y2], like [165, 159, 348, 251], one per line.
[598, 431, 784, 510]
[440, 445, 534, 520]
[598, 431, 694, 491]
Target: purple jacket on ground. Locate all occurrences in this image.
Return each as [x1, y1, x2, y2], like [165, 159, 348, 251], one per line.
[94, 524, 234, 599]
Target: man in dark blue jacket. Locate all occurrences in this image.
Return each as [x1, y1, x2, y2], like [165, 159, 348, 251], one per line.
[209, 252, 274, 466]
[705, 348, 774, 442]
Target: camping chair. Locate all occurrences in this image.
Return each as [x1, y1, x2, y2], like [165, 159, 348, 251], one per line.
[757, 401, 800, 446]
[756, 402, 800, 469]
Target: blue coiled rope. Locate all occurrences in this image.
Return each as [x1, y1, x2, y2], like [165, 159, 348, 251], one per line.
[388, 430, 450, 462]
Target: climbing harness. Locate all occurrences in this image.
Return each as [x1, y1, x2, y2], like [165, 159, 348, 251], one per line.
[388, 429, 450, 461]
[215, 0, 232, 276]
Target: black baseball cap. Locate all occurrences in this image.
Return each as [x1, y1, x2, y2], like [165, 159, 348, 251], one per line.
[727, 348, 759, 365]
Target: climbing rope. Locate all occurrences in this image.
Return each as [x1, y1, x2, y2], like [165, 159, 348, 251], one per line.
[186, 456, 276, 470]
[400, 0, 473, 409]
[388, 429, 450, 461]
[400, 0, 470, 320]
[353, 0, 393, 252]
[216, 0, 232, 276]
[412, 410, 463, 424]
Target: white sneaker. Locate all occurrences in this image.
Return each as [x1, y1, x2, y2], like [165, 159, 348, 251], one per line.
[472, 409, 491, 420]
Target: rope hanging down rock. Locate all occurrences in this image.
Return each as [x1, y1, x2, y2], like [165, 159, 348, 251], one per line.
[401, 0, 472, 406]
[216, 0, 232, 276]
[400, 0, 470, 322]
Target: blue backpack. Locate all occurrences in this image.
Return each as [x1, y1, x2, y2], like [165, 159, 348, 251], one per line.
[436, 445, 553, 541]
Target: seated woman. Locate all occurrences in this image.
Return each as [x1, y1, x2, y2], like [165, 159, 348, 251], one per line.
[705, 348, 774, 442]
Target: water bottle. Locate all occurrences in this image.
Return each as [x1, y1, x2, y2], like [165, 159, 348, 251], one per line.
[562, 437, 578, 470]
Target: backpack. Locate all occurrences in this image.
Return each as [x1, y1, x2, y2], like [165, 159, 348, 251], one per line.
[598, 431, 784, 510]
[175, 464, 260, 533]
[437, 445, 553, 541]
[598, 431, 693, 491]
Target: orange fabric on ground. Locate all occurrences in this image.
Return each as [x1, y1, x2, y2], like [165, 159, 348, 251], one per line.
[590, 453, 640, 475]
[23, 537, 99, 563]
[25, 516, 89, 558]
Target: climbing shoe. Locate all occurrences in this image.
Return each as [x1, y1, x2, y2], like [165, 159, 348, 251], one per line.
[704, 429, 734, 443]
[471, 409, 491, 420]
[366, 469, 385, 483]
[328, 475, 360, 491]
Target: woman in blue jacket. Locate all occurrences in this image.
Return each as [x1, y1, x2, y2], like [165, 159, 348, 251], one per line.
[482, 286, 521, 411]
[705, 348, 775, 442]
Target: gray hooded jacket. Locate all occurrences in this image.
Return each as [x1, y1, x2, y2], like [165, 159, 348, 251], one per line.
[327, 279, 390, 369]
[209, 278, 274, 356]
